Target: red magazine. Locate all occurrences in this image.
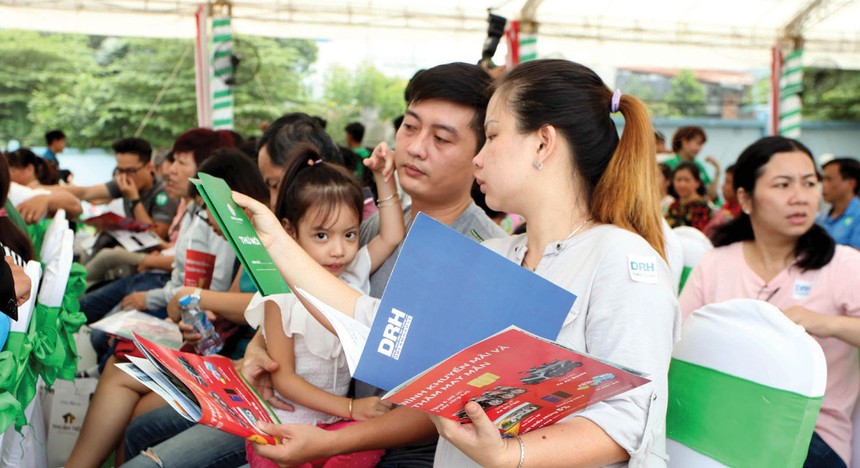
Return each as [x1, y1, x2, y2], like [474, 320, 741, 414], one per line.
[131, 333, 280, 444]
[183, 249, 216, 289]
[383, 327, 649, 436]
[83, 211, 151, 232]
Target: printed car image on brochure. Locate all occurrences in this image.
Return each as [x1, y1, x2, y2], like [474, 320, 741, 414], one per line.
[519, 360, 583, 385]
[127, 333, 281, 444]
[383, 327, 650, 437]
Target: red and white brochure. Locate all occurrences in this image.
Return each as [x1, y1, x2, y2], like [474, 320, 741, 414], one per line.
[129, 333, 281, 444]
[383, 326, 649, 436]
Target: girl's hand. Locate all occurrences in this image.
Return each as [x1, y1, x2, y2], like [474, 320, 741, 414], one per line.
[231, 191, 289, 250]
[350, 396, 394, 421]
[363, 142, 396, 182]
[429, 401, 516, 468]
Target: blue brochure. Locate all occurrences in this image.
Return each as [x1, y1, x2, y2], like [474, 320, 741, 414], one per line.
[354, 213, 576, 391]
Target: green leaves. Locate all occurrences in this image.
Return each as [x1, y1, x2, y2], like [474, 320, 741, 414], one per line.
[0, 31, 318, 149]
[664, 70, 708, 117]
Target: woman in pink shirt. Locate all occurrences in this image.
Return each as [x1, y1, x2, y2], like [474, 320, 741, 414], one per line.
[680, 136, 860, 468]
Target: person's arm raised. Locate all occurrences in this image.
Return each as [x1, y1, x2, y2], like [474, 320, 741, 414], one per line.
[232, 192, 361, 317]
[363, 142, 405, 273]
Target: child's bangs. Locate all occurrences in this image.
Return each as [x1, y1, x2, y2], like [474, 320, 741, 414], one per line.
[300, 183, 363, 229]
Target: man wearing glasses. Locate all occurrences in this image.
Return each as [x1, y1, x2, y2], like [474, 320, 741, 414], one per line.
[52, 137, 178, 240]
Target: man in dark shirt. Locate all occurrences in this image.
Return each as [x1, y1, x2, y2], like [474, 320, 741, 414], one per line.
[43, 129, 66, 167]
[49, 137, 178, 240]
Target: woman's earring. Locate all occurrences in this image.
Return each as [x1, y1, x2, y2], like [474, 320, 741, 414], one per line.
[533, 160, 544, 170]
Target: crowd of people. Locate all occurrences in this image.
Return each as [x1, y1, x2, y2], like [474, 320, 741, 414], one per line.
[1, 57, 859, 468]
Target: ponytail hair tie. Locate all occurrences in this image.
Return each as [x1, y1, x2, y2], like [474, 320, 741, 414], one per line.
[610, 89, 622, 113]
[307, 159, 323, 166]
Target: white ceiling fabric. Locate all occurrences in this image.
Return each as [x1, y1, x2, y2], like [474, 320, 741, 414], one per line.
[1, 0, 858, 70]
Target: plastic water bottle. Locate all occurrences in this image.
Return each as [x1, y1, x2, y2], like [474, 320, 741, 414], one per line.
[178, 294, 223, 356]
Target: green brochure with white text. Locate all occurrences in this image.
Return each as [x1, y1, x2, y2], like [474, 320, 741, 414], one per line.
[191, 173, 290, 296]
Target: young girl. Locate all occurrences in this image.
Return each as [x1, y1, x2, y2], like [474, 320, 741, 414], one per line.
[243, 141, 404, 468]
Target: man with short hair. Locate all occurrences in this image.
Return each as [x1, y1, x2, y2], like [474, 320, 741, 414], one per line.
[248, 62, 506, 467]
[345, 121, 371, 178]
[818, 157, 860, 249]
[43, 129, 66, 166]
[51, 137, 178, 240]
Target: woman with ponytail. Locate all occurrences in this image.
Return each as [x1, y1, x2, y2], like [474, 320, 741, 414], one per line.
[425, 58, 679, 467]
[680, 136, 860, 468]
[235, 59, 679, 467]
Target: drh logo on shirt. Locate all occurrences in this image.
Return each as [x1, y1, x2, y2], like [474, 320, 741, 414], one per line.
[627, 255, 658, 284]
[377, 308, 413, 360]
[793, 280, 812, 300]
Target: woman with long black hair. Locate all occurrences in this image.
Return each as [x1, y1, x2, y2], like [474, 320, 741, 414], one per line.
[680, 136, 860, 468]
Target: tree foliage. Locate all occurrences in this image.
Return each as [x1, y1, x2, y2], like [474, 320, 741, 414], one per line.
[0, 31, 96, 146]
[0, 30, 319, 149]
[664, 70, 708, 117]
[304, 61, 407, 145]
[803, 68, 860, 121]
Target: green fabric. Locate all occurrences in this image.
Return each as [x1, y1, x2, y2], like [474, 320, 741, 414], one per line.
[0, 263, 88, 431]
[31, 303, 62, 387]
[0, 391, 19, 434]
[3, 330, 37, 430]
[4, 200, 28, 233]
[678, 266, 693, 293]
[25, 219, 50, 262]
[667, 358, 822, 467]
[0, 350, 23, 433]
[56, 263, 88, 381]
[353, 146, 371, 179]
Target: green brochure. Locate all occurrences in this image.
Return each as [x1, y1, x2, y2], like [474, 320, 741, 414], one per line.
[191, 173, 290, 296]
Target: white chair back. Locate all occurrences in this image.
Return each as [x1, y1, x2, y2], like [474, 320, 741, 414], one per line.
[37, 229, 73, 308]
[667, 299, 827, 467]
[39, 209, 67, 262]
[672, 226, 713, 269]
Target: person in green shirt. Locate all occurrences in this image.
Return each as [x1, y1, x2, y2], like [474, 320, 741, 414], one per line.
[666, 126, 721, 202]
[345, 122, 371, 179]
